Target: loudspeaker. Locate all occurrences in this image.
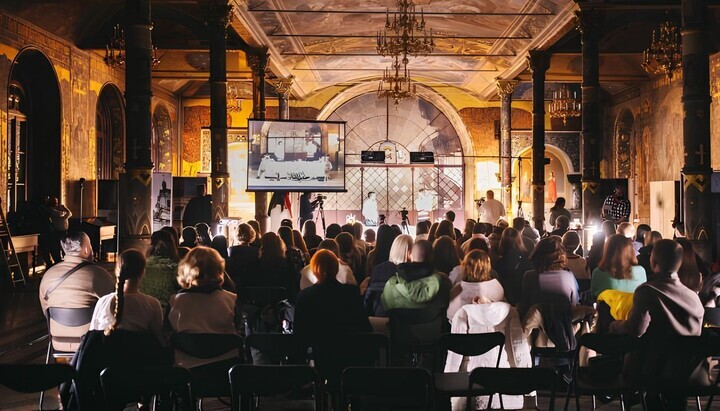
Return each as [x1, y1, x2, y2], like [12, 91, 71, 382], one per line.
[410, 151, 434, 163]
[361, 150, 386, 163]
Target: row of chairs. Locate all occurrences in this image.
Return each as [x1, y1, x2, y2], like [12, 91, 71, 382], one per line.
[0, 362, 559, 411]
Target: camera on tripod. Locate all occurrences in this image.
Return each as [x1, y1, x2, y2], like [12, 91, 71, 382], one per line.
[400, 207, 409, 220]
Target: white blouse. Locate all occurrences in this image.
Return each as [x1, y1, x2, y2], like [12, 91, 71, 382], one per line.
[90, 292, 164, 345]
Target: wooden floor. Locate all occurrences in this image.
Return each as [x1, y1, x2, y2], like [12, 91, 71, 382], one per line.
[0, 275, 716, 410]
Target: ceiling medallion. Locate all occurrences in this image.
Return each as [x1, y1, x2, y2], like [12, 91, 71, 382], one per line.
[548, 85, 581, 125]
[376, 0, 434, 106]
[641, 18, 682, 79]
[104, 24, 162, 69]
[378, 55, 417, 108]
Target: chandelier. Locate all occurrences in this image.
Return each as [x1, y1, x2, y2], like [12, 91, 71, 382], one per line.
[104, 24, 162, 69]
[641, 19, 681, 79]
[226, 83, 242, 113]
[378, 56, 416, 107]
[548, 85, 581, 125]
[377, 0, 434, 62]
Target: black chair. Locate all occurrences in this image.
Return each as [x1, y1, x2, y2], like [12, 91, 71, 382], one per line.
[244, 332, 307, 365]
[100, 366, 192, 411]
[389, 307, 448, 366]
[703, 307, 720, 328]
[468, 367, 559, 411]
[0, 363, 75, 393]
[341, 367, 433, 411]
[42, 306, 94, 407]
[431, 332, 505, 411]
[228, 364, 324, 411]
[171, 333, 243, 402]
[568, 333, 644, 411]
[237, 287, 288, 333]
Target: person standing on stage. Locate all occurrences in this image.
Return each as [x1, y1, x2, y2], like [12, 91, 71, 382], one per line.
[299, 192, 316, 229]
[478, 190, 506, 226]
[601, 186, 631, 224]
[362, 192, 379, 226]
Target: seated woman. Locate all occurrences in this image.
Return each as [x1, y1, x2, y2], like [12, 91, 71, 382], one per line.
[90, 249, 164, 345]
[447, 250, 505, 320]
[167, 246, 238, 368]
[364, 234, 414, 317]
[300, 239, 356, 290]
[518, 236, 579, 320]
[562, 231, 590, 280]
[591, 234, 647, 299]
[226, 223, 260, 287]
[140, 230, 180, 310]
[294, 249, 371, 344]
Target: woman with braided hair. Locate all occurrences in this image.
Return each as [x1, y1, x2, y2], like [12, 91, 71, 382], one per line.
[89, 249, 165, 345]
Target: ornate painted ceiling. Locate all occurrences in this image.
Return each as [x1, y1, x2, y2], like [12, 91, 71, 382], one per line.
[235, 0, 579, 99]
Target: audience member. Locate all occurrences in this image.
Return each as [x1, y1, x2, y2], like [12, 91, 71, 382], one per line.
[443, 211, 463, 239]
[280, 218, 293, 229]
[363, 229, 376, 247]
[616, 222, 635, 240]
[226, 223, 260, 287]
[550, 215, 570, 237]
[496, 219, 509, 230]
[255, 232, 300, 301]
[300, 239, 356, 290]
[427, 222, 440, 243]
[562, 231, 590, 280]
[210, 234, 229, 259]
[447, 250, 505, 320]
[634, 224, 651, 255]
[294, 250, 371, 344]
[89, 249, 164, 345]
[699, 272, 720, 308]
[247, 220, 263, 248]
[140, 230, 181, 309]
[335, 232, 363, 283]
[381, 240, 451, 312]
[168, 246, 237, 368]
[586, 231, 606, 272]
[518, 236, 579, 319]
[591, 234, 647, 298]
[292, 230, 311, 262]
[160, 226, 179, 247]
[46, 196, 72, 265]
[365, 224, 400, 278]
[415, 220, 431, 241]
[364, 234, 413, 317]
[460, 237, 490, 259]
[39, 232, 114, 314]
[435, 220, 457, 241]
[456, 219, 476, 248]
[512, 217, 535, 254]
[493, 228, 532, 305]
[601, 220, 617, 238]
[325, 223, 342, 239]
[352, 222, 368, 254]
[278, 226, 306, 272]
[676, 238, 702, 292]
[302, 220, 323, 250]
[548, 197, 571, 228]
[179, 226, 198, 248]
[432, 236, 461, 283]
[194, 223, 212, 246]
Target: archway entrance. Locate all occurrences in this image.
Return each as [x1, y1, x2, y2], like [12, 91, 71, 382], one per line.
[96, 84, 125, 180]
[320, 93, 464, 227]
[7, 48, 61, 216]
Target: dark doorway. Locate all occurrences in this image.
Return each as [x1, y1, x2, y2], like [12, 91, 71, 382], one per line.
[96, 84, 125, 180]
[7, 48, 61, 214]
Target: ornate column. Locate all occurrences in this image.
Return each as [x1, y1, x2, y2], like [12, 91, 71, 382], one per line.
[203, 0, 232, 230]
[681, 0, 713, 262]
[497, 80, 516, 217]
[249, 50, 269, 234]
[119, 0, 153, 251]
[527, 51, 550, 232]
[274, 76, 294, 120]
[576, 9, 603, 227]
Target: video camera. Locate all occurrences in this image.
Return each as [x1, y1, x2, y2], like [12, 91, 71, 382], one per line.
[400, 207, 409, 220]
[475, 197, 486, 207]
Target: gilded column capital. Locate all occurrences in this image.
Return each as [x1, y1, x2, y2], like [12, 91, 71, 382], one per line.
[271, 75, 294, 95]
[496, 80, 517, 99]
[201, 0, 234, 27]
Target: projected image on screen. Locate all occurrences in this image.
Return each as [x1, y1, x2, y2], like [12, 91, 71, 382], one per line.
[247, 119, 346, 192]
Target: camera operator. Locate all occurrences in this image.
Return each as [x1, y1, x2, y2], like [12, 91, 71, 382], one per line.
[300, 192, 320, 229]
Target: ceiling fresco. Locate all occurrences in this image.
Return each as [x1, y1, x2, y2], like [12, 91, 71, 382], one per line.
[238, 0, 578, 99]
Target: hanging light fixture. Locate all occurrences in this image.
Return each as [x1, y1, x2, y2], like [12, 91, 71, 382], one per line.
[376, 0, 433, 105]
[104, 23, 162, 69]
[226, 83, 242, 113]
[641, 18, 681, 79]
[548, 85, 581, 126]
[378, 56, 416, 108]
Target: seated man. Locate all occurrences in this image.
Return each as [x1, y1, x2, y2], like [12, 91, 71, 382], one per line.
[610, 239, 704, 338]
[39, 232, 115, 349]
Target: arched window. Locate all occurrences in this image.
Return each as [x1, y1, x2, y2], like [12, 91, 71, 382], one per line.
[96, 85, 125, 180]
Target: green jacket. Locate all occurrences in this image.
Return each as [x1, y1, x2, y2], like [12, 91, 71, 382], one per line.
[381, 262, 451, 311]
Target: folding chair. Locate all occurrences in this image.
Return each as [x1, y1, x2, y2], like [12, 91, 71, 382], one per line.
[0, 363, 75, 393]
[568, 333, 644, 411]
[244, 332, 307, 365]
[468, 367, 559, 411]
[100, 366, 192, 411]
[430, 332, 505, 411]
[228, 364, 324, 411]
[236, 287, 288, 333]
[341, 367, 433, 411]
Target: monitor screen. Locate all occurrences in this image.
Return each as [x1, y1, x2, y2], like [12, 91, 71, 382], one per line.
[247, 119, 346, 192]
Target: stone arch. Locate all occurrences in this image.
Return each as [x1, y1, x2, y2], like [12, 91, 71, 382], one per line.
[7, 47, 62, 214]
